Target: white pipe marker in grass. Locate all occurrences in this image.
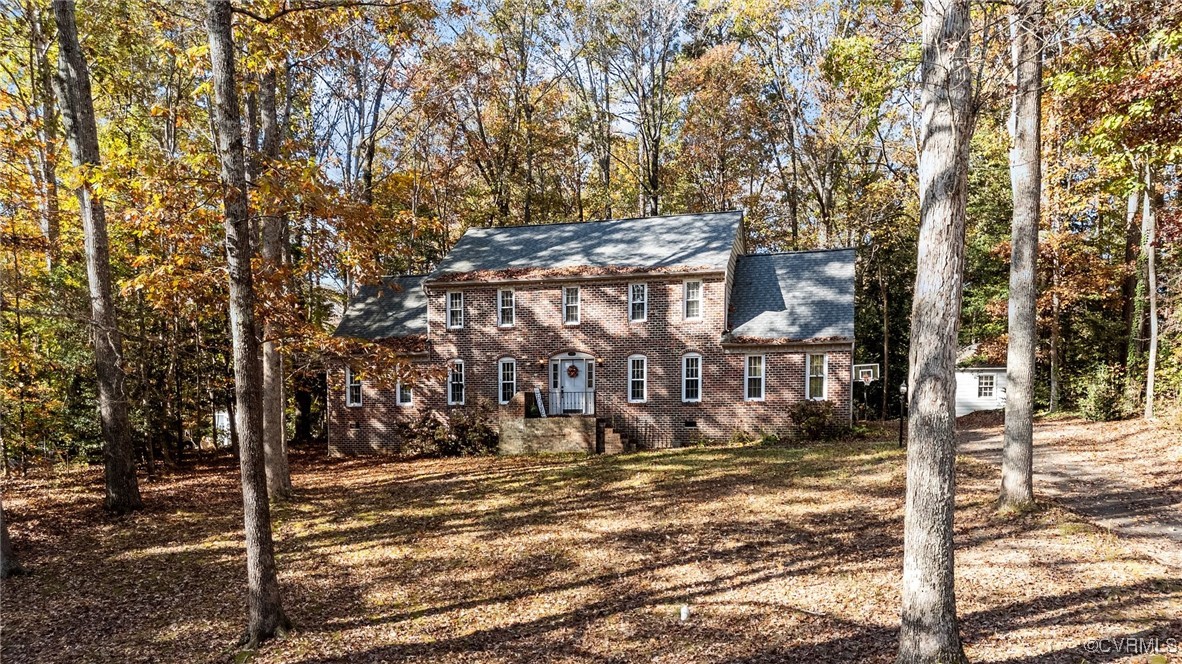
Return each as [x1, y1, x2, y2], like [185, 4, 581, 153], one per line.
[680, 605, 690, 622]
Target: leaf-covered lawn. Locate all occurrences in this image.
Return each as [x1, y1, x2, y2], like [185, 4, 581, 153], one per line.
[3, 437, 1179, 663]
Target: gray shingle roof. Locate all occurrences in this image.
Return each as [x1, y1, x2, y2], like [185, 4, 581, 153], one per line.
[427, 211, 743, 279]
[727, 249, 855, 343]
[333, 275, 427, 340]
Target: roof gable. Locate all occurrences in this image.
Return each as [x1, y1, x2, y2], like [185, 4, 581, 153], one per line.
[727, 249, 855, 343]
[427, 211, 743, 281]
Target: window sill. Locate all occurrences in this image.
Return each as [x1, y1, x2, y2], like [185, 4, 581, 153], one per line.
[744, 397, 765, 403]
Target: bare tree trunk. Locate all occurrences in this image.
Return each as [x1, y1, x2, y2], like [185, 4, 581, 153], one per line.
[1144, 164, 1157, 420]
[1121, 188, 1140, 369]
[1000, 0, 1042, 510]
[206, 0, 291, 647]
[52, 1, 142, 514]
[29, 3, 60, 270]
[879, 263, 890, 421]
[260, 69, 292, 500]
[898, 1, 973, 663]
[1, 496, 24, 578]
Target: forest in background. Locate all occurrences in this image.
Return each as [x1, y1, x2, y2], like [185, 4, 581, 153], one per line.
[1, 0, 1180, 471]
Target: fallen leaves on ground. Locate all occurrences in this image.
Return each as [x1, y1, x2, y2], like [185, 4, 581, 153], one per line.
[2, 427, 1179, 663]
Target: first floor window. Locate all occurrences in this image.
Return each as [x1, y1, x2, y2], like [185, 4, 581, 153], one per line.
[563, 286, 580, 324]
[630, 283, 647, 322]
[447, 291, 464, 329]
[345, 367, 362, 406]
[745, 355, 764, 401]
[586, 360, 595, 389]
[499, 358, 517, 404]
[978, 373, 995, 398]
[448, 360, 465, 405]
[551, 361, 560, 390]
[684, 280, 702, 319]
[682, 354, 702, 403]
[807, 353, 827, 400]
[628, 355, 647, 403]
[498, 289, 515, 327]
[397, 380, 413, 406]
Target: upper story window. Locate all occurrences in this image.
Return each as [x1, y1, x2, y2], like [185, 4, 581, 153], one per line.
[345, 367, 362, 407]
[807, 353, 827, 400]
[682, 353, 702, 403]
[563, 286, 580, 325]
[629, 283, 647, 322]
[498, 289, 515, 327]
[448, 360, 465, 405]
[396, 380, 413, 406]
[978, 373, 995, 398]
[684, 280, 703, 320]
[628, 354, 647, 403]
[446, 291, 464, 329]
[745, 354, 764, 401]
[499, 358, 517, 404]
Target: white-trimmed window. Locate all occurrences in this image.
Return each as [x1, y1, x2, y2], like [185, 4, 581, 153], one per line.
[978, 373, 995, 398]
[682, 353, 702, 403]
[807, 353, 827, 400]
[586, 360, 595, 389]
[684, 280, 703, 320]
[448, 360, 465, 405]
[628, 354, 647, 403]
[745, 355, 765, 401]
[498, 289, 515, 327]
[345, 367, 362, 407]
[563, 286, 580, 324]
[498, 358, 517, 404]
[446, 291, 464, 329]
[629, 283, 647, 322]
[551, 361, 560, 390]
[396, 380, 413, 406]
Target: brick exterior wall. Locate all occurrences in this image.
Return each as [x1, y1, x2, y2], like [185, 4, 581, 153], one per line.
[328, 274, 853, 455]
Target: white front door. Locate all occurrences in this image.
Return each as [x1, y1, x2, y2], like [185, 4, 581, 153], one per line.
[559, 359, 586, 413]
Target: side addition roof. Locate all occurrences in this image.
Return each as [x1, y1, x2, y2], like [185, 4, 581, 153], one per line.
[427, 211, 744, 281]
[333, 275, 427, 340]
[726, 249, 855, 344]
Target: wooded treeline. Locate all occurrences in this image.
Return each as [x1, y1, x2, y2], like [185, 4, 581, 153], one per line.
[3, 0, 1178, 474]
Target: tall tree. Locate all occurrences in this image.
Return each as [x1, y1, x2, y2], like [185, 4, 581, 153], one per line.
[52, 0, 142, 514]
[897, 0, 973, 662]
[1142, 163, 1158, 419]
[206, 0, 291, 647]
[259, 68, 293, 500]
[1000, 0, 1042, 509]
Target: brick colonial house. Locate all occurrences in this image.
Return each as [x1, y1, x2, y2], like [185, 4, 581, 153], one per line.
[329, 211, 855, 455]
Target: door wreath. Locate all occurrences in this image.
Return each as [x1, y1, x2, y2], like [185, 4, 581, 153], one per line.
[566, 364, 580, 378]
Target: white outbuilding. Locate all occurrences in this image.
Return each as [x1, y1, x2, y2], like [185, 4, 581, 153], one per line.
[954, 366, 1007, 416]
